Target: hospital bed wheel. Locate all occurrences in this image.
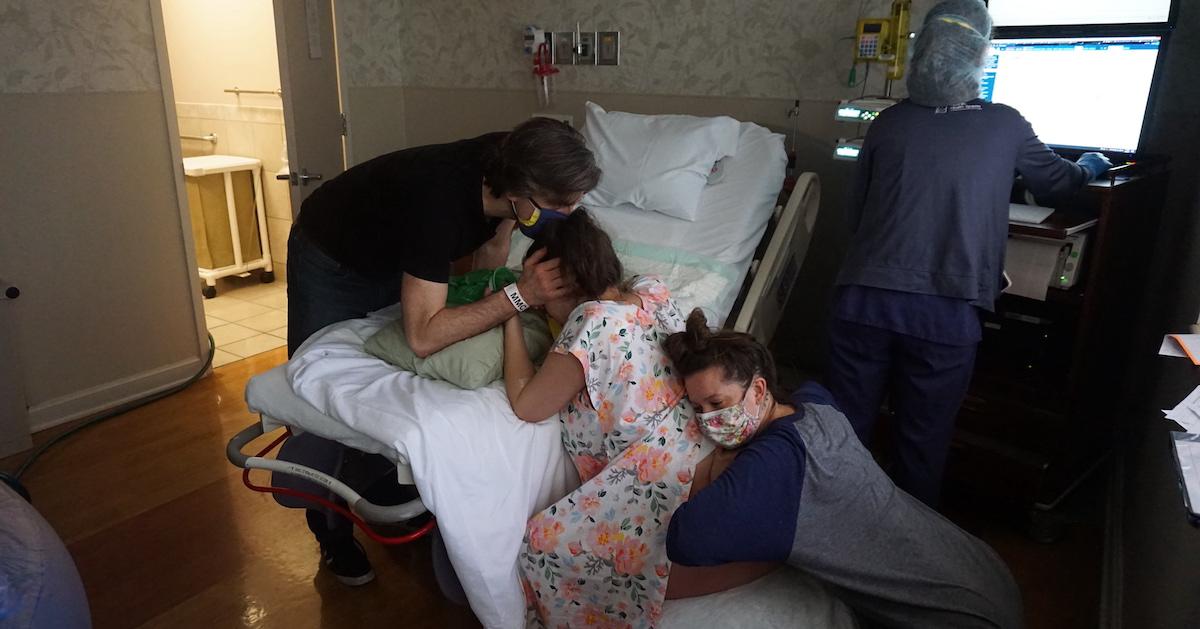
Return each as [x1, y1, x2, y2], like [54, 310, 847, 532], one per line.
[260, 270, 275, 284]
[202, 285, 217, 299]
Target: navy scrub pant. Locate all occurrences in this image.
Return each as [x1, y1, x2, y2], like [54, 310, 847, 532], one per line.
[281, 226, 404, 547]
[826, 318, 978, 508]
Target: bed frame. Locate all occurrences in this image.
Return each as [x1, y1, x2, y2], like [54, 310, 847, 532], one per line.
[226, 172, 822, 542]
[731, 172, 821, 344]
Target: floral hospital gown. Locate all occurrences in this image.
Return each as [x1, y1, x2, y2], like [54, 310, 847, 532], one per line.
[520, 276, 714, 629]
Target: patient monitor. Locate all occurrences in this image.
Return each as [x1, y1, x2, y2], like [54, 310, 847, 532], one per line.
[982, 35, 1163, 156]
[988, 0, 1174, 28]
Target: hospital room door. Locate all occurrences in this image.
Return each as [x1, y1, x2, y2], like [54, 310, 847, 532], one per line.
[274, 0, 346, 213]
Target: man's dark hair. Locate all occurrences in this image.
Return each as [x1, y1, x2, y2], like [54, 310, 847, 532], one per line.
[663, 309, 791, 401]
[523, 209, 622, 301]
[485, 118, 601, 205]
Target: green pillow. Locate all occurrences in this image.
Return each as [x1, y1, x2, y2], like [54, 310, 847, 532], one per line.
[364, 312, 554, 389]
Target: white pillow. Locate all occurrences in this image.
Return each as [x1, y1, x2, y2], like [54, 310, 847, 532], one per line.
[581, 102, 741, 222]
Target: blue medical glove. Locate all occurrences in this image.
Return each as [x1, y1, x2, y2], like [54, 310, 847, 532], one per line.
[1077, 152, 1113, 181]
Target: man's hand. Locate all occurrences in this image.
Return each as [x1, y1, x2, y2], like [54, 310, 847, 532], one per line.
[517, 248, 570, 306]
[473, 219, 516, 270]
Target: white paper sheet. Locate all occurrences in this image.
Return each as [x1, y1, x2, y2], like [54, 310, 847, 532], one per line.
[1165, 334, 1200, 365]
[1171, 433, 1200, 517]
[1159, 335, 1188, 358]
[1009, 203, 1055, 225]
[1164, 385, 1200, 434]
[1005, 237, 1063, 301]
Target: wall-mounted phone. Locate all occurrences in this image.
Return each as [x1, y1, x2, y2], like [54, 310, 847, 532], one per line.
[855, 19, 890, 61]
[852, 1, 911, 80]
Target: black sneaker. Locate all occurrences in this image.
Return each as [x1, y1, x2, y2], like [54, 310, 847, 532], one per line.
[321, 538, 376, 586]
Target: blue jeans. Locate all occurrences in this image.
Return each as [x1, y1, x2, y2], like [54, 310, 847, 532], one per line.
[282, 226, 405, 545]
[826, 318, 978, 508]
[286, 226, 403, 356]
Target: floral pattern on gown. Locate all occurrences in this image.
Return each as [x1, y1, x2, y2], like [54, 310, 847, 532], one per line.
[520, 276, 713, 628]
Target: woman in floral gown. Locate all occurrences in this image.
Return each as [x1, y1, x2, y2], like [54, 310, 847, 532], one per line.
[500, 210, 722, 628]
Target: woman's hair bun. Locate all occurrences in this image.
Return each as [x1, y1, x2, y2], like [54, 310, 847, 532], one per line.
[683, 309, 711, 352]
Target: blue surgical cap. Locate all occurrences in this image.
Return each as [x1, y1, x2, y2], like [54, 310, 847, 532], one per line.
[907, 0, 994, 107]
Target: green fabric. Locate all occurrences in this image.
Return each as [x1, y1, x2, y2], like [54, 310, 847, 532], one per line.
[446, 267, 519, 306]
[364, 268, 550, 389]
[364, 312, 553, 389]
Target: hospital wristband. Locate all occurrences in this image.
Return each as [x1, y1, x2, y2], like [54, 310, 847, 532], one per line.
[504, 283, 530, 313]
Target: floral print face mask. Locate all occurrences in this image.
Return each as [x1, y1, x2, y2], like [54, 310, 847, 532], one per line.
[696, 383, 764, 449]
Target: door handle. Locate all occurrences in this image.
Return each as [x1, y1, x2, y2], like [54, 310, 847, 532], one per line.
[277, 169, 324, 186]
[297, 168, 323, 186]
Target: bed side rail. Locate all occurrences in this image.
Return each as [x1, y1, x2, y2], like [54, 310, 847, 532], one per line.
[731, 172, 821, 345]
[226, 422, 428, 525]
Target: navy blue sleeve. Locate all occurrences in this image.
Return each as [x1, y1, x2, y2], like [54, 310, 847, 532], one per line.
[1011, 110, 1088, 203]
[793, 381, 839, 411]
[666, 422, 805, 566]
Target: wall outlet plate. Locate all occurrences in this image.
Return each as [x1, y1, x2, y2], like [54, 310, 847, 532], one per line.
[552, 31, 576, 65]
[577, 32, 596, 65]
[597, 31, 619, 65]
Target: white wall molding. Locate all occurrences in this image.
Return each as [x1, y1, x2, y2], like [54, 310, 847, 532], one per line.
[27, 357, 208, 433]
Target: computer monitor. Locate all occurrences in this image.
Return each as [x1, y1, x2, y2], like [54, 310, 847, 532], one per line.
[981, 36, 1163, 155]
[988, 0, 1174, 28]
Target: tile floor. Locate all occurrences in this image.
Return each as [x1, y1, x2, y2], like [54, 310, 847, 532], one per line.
[201, 274, 287, 367]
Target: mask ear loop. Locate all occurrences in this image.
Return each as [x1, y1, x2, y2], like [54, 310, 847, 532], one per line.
[512, 199, 542, 227]
[745, 374, 775, 421]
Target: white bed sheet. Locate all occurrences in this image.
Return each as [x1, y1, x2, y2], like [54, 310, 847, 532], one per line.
[283, 304, 577, 629]
[251, 308, 858, 629]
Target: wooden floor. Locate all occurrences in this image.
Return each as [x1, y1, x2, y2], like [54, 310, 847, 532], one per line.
[2, 349, 1102, 629]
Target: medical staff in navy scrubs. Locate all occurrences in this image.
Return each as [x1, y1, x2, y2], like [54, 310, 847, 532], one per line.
[280, 118, 600, 585]
[826, 0, 1112, 507]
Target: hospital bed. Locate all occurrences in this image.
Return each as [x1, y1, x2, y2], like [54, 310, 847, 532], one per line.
[226, 120, 844, 628]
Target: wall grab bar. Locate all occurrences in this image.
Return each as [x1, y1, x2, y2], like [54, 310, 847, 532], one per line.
[180, 133, 218, 143]
[224, 87, 282, 96]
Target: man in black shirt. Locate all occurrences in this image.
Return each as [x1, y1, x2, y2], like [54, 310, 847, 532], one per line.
[280, 118, 600, 585]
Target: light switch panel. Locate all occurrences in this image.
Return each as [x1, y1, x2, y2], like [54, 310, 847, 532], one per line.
[552, 31, 576, 65]
[597, 31, 620, 65]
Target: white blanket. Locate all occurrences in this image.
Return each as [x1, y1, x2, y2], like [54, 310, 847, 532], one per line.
[278, 306, 858, 629]
[286, 304, 578, 629]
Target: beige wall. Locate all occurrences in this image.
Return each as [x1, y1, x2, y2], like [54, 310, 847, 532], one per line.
[159, 0, 282, 108]
[0, 1, 208, 433]
[336, 0, 927, 100]
[162, 0, 292, 265]
[335, 0, 931, 162]
[343, 86, 408, 166]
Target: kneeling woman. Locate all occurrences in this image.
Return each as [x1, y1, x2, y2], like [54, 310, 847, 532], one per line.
[501, 211, 759, 627]
[663, 312, 1024, 629]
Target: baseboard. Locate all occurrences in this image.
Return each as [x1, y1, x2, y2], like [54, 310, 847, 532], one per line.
[27, 356, 207, 433]
[0, 434, 33, 459]
[1099, 449, 1125, 629]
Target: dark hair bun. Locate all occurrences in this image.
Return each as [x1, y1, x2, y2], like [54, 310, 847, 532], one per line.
[663, 308, 790, 401]
[684, 309, 712, 352]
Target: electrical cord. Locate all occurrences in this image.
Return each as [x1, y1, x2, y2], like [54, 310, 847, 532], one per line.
[0, 332, 217, 502]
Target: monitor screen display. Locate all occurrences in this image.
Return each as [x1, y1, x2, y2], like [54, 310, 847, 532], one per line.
[988, 0, 1173, 27]
[981, 36, 1162, 154]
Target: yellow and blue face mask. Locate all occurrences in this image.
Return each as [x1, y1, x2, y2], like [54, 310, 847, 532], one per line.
[512, 198, 569, 238]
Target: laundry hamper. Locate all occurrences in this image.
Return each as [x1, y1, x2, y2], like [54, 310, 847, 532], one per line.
[183, 155, 274, 298]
